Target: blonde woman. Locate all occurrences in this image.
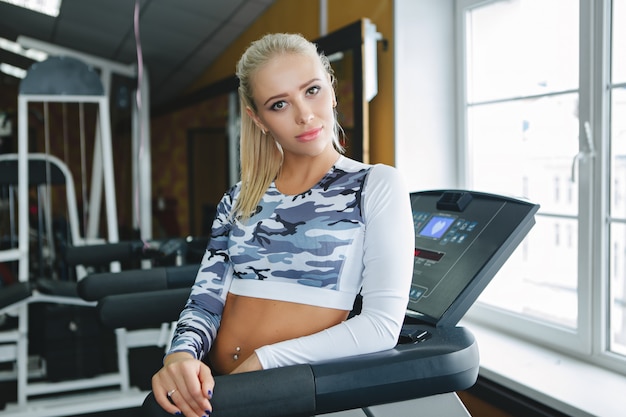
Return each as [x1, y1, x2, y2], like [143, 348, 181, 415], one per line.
[151, 33, 414, 417]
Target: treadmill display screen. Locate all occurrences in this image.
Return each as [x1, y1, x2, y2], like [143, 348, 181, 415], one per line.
[414, 248, 444, 262]
[418, 216, 455, 239]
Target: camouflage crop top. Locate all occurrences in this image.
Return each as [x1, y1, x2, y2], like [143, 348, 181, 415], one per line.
[168, 156, 415, 369]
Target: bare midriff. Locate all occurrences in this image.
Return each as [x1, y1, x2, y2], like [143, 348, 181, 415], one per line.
[209, 292, 349, 375]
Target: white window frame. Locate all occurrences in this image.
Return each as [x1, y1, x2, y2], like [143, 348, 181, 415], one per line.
[456, 0, 626, 375]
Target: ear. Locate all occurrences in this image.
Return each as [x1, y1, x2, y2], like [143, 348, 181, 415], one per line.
[246, 107, 267, 132]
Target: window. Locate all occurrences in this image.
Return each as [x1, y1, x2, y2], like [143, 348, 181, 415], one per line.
[0, 0, 62, 16]
[610, 0, 626, 357]
[459, 0, 626, 373]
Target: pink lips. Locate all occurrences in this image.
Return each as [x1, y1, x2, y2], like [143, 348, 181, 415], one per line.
[296, 127, 322, 142]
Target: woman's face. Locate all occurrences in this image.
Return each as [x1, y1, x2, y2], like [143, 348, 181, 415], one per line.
[248, 52, 337, 160]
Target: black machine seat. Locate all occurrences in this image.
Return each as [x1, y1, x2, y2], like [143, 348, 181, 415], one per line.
[0, 282, 33, 312]
[77, 262, 198, 328]
[0, 279, 83, 313]
[81, 189, 539, 417]
[36, 278, 80, 298]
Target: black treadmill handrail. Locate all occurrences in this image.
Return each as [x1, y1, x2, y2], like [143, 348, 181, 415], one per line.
[142, 326, 478, 417]
[312, 326, 478, 414]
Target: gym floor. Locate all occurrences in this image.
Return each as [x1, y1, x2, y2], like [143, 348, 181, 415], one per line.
[75, 408, 140, 417]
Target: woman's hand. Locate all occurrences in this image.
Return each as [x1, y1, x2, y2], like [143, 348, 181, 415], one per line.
[152, 351, 215, 417]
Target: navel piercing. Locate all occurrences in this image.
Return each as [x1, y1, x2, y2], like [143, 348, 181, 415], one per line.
[233, 346, 241, 361]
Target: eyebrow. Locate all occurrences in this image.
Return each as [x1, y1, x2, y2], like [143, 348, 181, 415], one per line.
[263, 78, 321, 106]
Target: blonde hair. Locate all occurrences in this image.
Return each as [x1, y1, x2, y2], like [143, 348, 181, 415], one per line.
[233, 33, 344, 221]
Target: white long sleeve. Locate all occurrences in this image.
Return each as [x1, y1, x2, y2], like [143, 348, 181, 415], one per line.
[255, 164, 415, 368]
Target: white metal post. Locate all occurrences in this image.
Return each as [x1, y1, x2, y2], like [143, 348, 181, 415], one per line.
[87, 67, 110, 241]
[139, 69, 152, 242]
[17, 305, 27, 406]
[17, 95, 28, 282]
[86, 118, 103, 241]
[97, 97, 120, 244]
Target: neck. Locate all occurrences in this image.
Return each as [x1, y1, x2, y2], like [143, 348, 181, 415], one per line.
[276, 150, 340, 195]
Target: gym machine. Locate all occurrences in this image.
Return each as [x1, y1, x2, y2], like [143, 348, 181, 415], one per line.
[84, 189, 539, 416]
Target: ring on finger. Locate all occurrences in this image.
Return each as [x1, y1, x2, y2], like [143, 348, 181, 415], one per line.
[167, 389, 176, 397]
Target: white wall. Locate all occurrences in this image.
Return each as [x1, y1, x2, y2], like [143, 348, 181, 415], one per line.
[394, 0, 457, 192]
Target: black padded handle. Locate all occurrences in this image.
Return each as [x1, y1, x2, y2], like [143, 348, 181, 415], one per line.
[77, 264, 198, 301]
[165, 263, 199, 288]
[0, 282, 32, 310]
[65, 242, 140, 266]
[97, 287, 190, 329]
[142, 365, 316, 417]
[312, 326, 479, 413]
[66, 238, 209, 266]
[140, 327, 479, 417]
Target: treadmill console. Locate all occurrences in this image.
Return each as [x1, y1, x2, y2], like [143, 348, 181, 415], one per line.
[406, 190, 539, 327]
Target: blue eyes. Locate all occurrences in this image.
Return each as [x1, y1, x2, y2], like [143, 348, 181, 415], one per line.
[269, 86, 321, 111]
[271, 101, 286, 111]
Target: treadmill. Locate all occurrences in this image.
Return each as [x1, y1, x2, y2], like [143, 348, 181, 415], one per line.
[94, 189, 540, 417]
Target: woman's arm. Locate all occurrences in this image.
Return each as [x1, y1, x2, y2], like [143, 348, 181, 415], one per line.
[152, 188, 237, 415]
[167, 187, 237, 360]
[255, 165, 414, 368]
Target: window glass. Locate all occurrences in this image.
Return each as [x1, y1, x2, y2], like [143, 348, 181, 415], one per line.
[466, 0, 578, 103]
[610, 0, 626, 356]
[613, 0, 626, 84]
[611, 223, 626, 356]
[468, 95, 579, 216]
[480, 216, 578, 327]
[469, 96, 579, 329]
[465, 0, 580, 330]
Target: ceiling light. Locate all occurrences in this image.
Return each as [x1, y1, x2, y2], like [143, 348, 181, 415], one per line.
[0, 63, 27, 78]
[0, 0, 62, 17]
[0, 36, 48, 61]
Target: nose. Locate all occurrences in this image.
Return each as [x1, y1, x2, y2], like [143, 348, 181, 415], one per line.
[294, 100, 314, 125]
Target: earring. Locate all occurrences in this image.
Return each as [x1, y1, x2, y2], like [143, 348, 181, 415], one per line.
[261, 129, 267, 135]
